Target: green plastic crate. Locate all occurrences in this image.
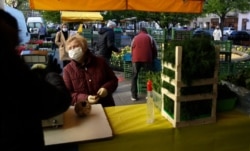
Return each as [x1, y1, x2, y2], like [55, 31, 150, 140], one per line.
[137, 69, 147, 94]
[217, 97, 237, 112]
[123, 61, 132, 79]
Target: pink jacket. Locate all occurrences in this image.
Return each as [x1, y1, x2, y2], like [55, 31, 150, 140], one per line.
[131, 31, 157, 63]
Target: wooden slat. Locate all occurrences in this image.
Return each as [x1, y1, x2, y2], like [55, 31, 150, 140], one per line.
[161, 45, 219, 128]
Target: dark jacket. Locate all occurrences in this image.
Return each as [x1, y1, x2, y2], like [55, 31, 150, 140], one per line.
[96, 27, 119, 59]
[0, 10, 71, 151]
[63, 51, 118, 107]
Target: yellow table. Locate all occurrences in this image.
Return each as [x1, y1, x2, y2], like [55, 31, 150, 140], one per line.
[79, 104, 250, 151]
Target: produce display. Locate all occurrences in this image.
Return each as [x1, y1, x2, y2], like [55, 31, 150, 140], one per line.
[110, 46, 131, 71]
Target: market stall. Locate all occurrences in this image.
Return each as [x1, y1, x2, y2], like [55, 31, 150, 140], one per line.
[29, 0, 204, 13]
[61, 11, 103, 23]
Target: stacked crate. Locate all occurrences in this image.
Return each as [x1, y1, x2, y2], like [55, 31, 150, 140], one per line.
[213, 40, 232, 62]
[123, 53, 132, 79]
[218, 62, 233, 79]
[123, 61, 132, 79]
[82, 29, 93, 48]
[171, 29, 192, 40]
[148, 29, 166, 59]
[38, 41, 54, 56]
[218, 61, 250, 78]
[232, 61, 250, 73]
[161, 46, 219, 128]
[137, 68, 147, 94]
[122, 52, 147, 93]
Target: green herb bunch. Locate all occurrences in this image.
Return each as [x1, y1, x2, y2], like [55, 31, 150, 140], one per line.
[163, 38, 216, 86]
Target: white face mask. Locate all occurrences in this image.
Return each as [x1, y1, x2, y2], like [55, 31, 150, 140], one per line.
[62, 28, 68, 32]
[68, 47, 84, 62]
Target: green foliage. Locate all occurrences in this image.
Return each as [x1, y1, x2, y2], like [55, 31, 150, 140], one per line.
[163, 38, 216, 86]
[46, 28, 57, 36]
[162, 38, 217, 120]
[180, 99, 212, 121]
[163, 94, 211, 121]
[103, 11, 199, 28]
[40, 11, 61, 24]
[181, 38, 216, 85]
[204, 0, 250, 16]
[163, 94, 174, 117]
[162, 67, 175, 82]
[181, 85, 213, 95]
[146, 71, 162, 94]
[162, 81, 175, 94]
[163, 41, 178, 65]
[223, 68, 250, 90]
[203, 0, 250, 28]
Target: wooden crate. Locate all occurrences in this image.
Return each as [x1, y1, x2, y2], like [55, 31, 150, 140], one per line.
[161, 46, 219, 128]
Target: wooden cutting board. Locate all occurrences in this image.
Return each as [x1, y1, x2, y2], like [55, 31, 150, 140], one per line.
[43, 104, 113, 145]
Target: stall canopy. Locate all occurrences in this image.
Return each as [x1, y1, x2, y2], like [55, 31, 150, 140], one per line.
[29, 0, 204, 13]
[61, 11, 103, 22]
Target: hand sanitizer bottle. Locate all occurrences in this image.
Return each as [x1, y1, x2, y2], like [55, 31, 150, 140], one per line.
[147, 79, 154, 124]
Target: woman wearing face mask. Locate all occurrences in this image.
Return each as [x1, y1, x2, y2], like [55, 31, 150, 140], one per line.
[55, 23, 71, 67]
[63, 34, 118, 107]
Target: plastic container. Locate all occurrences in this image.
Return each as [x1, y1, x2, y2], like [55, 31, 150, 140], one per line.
[123, 53, 132, 61]
[146, 80, 154, 124]
[217, 97, 237, 112]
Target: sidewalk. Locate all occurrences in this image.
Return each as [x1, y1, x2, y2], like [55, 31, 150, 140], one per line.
[113, 71, 146, 106]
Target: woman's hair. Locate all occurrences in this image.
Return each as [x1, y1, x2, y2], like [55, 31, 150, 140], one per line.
[61, 23, 68, 28]
[65, 34, 88, 51]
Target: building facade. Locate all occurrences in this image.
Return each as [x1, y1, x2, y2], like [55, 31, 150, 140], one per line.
[194, 12, 250, 31]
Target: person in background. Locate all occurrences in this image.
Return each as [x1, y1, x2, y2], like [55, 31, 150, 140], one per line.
[130, 27, 157, 101]
[213, 25, 222, 41]
[56, 24, 61, 32]
[55, 23, 71, 67]
[63, 34, 118, 107]
[38, 24, 47, 40]
[95, 20, 120, 66]
[0, 8, 71, 151]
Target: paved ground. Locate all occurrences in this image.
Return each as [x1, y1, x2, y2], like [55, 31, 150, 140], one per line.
[113, 71, 146, 106]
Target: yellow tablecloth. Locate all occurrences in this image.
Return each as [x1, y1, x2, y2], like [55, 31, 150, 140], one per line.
[79, 104, 250, 151]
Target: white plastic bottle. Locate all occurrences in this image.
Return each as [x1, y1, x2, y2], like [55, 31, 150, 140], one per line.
[146, 80, 154, 124]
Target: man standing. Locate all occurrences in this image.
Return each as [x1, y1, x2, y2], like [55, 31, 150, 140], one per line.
[130, 27, 157, 101]
[96, 20, 120, 66]
[38, 24, 47, 40]
[213, 25, 222, 41]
